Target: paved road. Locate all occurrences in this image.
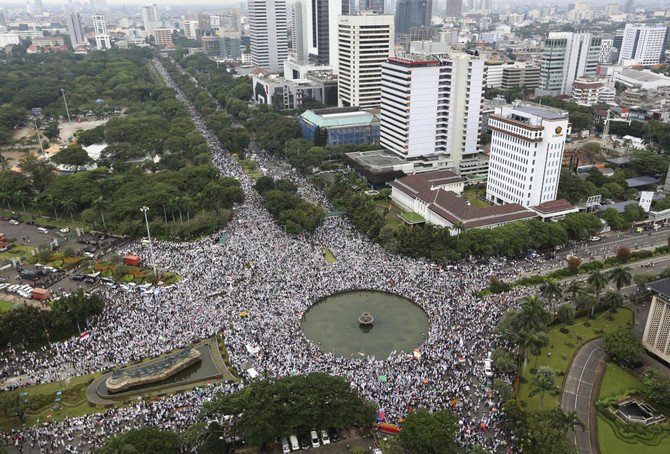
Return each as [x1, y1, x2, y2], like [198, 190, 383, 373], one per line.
[561, 338, 606, 454]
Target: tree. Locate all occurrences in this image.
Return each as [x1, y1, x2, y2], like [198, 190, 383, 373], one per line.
[61, 198, 77, 223]
[566, 281, 584, 300]
[608, 265, 632, 291]
[642, 367, 670, 407]
[539, 279, 562, 303]
[0, 392, 31, 424]
[529, 369, 560, 410]
[587, 270, 608, 310]
[602, 289, 623, 313]
[516, 294, 552, 333]
[92, 195, 108, 230]
[519, 330, 549, 375]
[99, 427, 181, 454]
[50, 145, 94, 172]
[557, 303, 575, 330]
[602, 327, 643, 366]
[567, 256, 582, 273]
[491, 347, 517, 375]
[398, 408, 459, 454]
[616, 246, 631, 263]
[202, 373, 377, 448]
[550, 408, 585, 436]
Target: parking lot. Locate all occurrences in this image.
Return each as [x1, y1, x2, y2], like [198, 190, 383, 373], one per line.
[0, 215, 123, 305]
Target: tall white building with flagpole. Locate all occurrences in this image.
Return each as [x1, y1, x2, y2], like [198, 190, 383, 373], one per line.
[92, 13, 111, 49]
[248, 0, 289, 73]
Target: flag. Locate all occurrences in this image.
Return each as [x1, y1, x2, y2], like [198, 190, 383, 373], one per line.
[158, 335, 168, 342]
[413, 349, 422, 359]
[79, 332, 90, 341]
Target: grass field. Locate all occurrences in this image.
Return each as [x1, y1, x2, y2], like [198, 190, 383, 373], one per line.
[0, 372, 104, 430]
[599, 362, 643, 399]
[517, 308, 634, 412]
[0, 300, 14, 312]
[0, 209, 87, 231]
[463, 189, 491, 209]
[323, 247, 337, 263]
[0, 244, 37, 261]
[598, 414, 670, 454]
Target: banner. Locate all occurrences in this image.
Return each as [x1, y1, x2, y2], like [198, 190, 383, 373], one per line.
[639, 191, 654, 212]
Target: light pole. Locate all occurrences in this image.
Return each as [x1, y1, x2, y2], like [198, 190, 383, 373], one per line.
[33, 119, 45, 158]
[61, 88, 71, 124]
[140, 206, 157, 276]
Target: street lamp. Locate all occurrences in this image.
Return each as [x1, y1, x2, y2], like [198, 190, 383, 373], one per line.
[140, 206, 158, 276]
[61, 88, 71, 124]
[33, 119, 45, 158]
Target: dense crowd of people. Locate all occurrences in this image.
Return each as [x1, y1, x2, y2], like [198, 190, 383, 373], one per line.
[1, 60, 529, 453]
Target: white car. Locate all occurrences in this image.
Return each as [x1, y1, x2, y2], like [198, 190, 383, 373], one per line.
[9, 220, 19, 225]
[590, 236, 601, 241]
[37, 227, 49, 234]
[60, 227, 70, 233]
[310, 430, 320, 448]
[320, 429, 330, 445]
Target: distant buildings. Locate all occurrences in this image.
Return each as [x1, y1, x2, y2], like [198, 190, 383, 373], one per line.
[248, 0, 288, 72]
[536, 32, 601, 96]
[618, 24, 668, 65]
[394, 0, 431, 43]
[92, 13, 111, 49]
[486, 101, 571, 207]
[305, 0, 352, 70]
[445, 0, 462, 17]
[291, 1, 308, 62]
[66, 11, 86, 47]
[152, 28, 173, 48]
[142, 4, 159, 32]
[337, 13, 394, 108]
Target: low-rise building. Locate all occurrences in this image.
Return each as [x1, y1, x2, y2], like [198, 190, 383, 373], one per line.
[615, 68, 670, 90]
[501, 63, 540, 90]
[571, 79, 604, 106]
[252, 74, 327, 110]
[300, 107, 380, 146]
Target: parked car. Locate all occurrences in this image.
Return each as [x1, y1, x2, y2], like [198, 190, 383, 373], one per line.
[9, 220, 19, 225]
[310, 430, 320, 448]
[60, 227, 70, 233]
[71, 274, 85, 281]
[37, 227, 49, 234]
[319, 429, 330, 445]
[590, 236, 601, 242]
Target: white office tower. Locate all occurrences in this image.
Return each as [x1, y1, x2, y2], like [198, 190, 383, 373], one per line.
[380, 53, 485, 171]
[142, 4, 159, 31]
[183, 20, 199, 40]
[486, 102, 570, 207]
[66, 11, 86, 46]
[536, 33, 601, 96]
[305, 0, 352, 71]
[618, 24, 668, 66]
[248, 0, 289, 73]
[338, 13, 394, 108]
[92, 13, 111, 49]
[291, 1, 308, 62]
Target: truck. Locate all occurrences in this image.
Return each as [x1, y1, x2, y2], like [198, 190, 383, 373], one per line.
[32, 288, 51, 301]
[0, 233, 6, 242]
[123, 255, 140, 266]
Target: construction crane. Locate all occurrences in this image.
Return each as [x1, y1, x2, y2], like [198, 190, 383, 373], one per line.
[602, 109, 631, 141]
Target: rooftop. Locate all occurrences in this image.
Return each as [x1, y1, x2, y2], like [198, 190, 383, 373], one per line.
[626, 176, 660, 188]
[301, 107, 379, 128]
[530, 199, 576, 214]
[619, 69, 670, 83]
[648, 278, 670, 300]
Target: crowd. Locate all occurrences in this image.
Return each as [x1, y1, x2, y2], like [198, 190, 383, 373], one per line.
[1, 59, 527, 453]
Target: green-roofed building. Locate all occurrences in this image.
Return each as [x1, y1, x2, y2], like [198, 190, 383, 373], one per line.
[299, 107, 381, 146]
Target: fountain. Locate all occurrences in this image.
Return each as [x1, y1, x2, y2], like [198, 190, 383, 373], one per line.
[358, 312, 374, 325]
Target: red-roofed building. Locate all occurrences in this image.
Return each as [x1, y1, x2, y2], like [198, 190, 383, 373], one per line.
[390, 170, 535, 233]
[529, 199, 579, 221]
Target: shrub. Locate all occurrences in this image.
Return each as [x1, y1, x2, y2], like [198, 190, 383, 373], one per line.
[123, 274, 134, 283]
[51, 260, 63, 268]
[616, 246, 632, 263]
[580, 261, 604, 272]
[26, 256, 38, 264]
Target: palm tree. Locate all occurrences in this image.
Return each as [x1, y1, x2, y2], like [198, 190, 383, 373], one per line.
[587, 270, 608, 312]
[557, 303, 575, 330]
[529, 373, 560, 411]
[61, 199, 77, 223]
[14, 191, 27, 212]
[551, 408, 586, 435]
[602, 289, 624, 312]
[91, 196, 108, 230]
[608, 265, 632, 291]
[577, 292, 597, 317]
[540, 279, 563, 305]
[519, 330, 549, 375]
[517, 294, 553, 333]
[167, 198, 177, 223]
[32, 196, 42, 216]
[45, 193, 59, 220]
[181, 196, 194, 221]
[195, 192, 208, 217]
[567, 281, 584, 301]
[0, 192, 11, 211]
[155, 192, 170, 224]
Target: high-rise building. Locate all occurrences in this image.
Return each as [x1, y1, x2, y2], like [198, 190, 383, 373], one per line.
[486, 102, 570, 207]
[221, 8, 241, 32]
[66, 11, 86, 47]
[248, 0, 288, 73]
[0, 12, 6, 26]
[380, 52, 485, 170]
[182, 20, 199, 40]
[395, 0, 431, 36]
[306, 0, 352, 70]
[644, 279, 670, 365]
[360, 0, 384, 12]
[152, 28, 174, 48]
[142, 4, 159, 31]
[536, 32, 601, 96]
[604, 3, 619, 16]
[446, 0, 462, 17]
[291, 1, 308, 62]
[599, 38, 614, 63]
[337, 13, 394, 108]
[618, 24, 668, 65]
[92, 13, 111, 49]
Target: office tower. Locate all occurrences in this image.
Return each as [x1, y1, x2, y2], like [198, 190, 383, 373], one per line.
[360, 0, 384, 12]
[618, 24, 668, 65]
[291, 1, 308, 62]
[395, 0, 431, 36]
[142, 4, 159, 31]
[152, 28, 173, 48]
[643, 279, 670, 364]
[0, 12, 6, 26]
[92, 13, 111, 49]
[248, 0, 288, 73]
[183, 20, 199, 40]
[380, 52, 484, 167]
[486, 102, 570, 207]
[536, 32, 601, 96]
[604, 3, 619, 16]
[66, 11, 86, 46]
[599, 38, 614, 63]
[338, 13, 394, 108]
[221, 8, 241, 32]
[445, 0, 462, 17]
[306, 0, 352, 69]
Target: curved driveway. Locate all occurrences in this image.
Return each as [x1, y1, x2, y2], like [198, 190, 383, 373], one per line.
[560, 338, 606, 454]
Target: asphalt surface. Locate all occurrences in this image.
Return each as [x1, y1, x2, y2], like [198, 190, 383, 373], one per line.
[561, 339, 606, 454]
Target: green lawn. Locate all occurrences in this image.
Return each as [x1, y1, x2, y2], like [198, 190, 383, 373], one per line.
[599, 362, 643, 399]
[322, 247, 337, 263]
[0, 209, 87, 230]
[463, 189, 491, 209]
[0, 372, 105, 430]
[0, 244, 37, 261]
[517, 308, 633, 412]
[399, 212, 425, 224]
[0, 300, 14, 312]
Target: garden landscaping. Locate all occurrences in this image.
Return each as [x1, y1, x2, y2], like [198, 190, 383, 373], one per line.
[517, 307, 633, 412]
[596, 363, 670, 453]
[86, 260, 180, 286]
